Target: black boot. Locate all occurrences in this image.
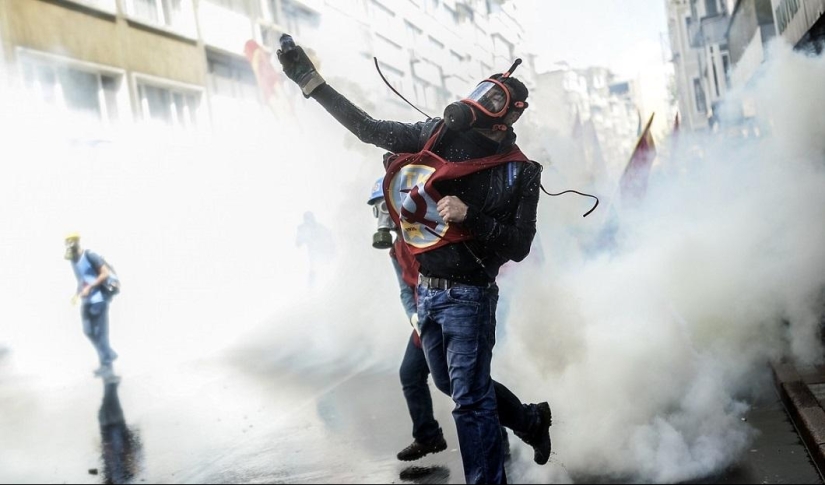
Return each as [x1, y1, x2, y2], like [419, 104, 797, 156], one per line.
[397, 435, 448, 462]
[514, 402, 552, 465]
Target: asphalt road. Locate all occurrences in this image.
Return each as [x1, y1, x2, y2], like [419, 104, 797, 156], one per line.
[0, 354, 820, 484]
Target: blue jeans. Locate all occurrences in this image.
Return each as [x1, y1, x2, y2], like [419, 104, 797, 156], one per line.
[400, 331, 443, 443]
[418, 284, 505, 484]
[82, 302, 117, 367]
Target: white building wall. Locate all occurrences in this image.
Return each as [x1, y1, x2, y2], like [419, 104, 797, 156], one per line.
[667, 0, 707, 131]
[533, 65, 640, 175]
[666, 0, 732, 131]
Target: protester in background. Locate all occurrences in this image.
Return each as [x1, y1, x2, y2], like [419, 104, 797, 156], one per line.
[66, 233, 119, 383]
[368, 176, 448, 462]
[295, 211, 336, 287]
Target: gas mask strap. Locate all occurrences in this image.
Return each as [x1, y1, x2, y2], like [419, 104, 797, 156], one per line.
[374, 57, 432, 120]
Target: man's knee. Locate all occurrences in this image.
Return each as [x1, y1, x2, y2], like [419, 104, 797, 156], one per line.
[431, 374, 451, 396]
[399, 361, 425, 388]
[451, 382, 498, 412]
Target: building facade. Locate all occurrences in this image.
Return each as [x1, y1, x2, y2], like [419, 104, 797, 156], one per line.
[666, 0, 733, 131]
[0, 0, 530, 137]
[771, 0, 825, 52]
[532, 64, 640, 175]
[727, 0, 777, 89]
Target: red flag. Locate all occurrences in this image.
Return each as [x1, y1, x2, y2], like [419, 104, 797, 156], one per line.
[620, 113, 656, 201]
[244, 40, 291, 116]
[669, 112, 681, 154]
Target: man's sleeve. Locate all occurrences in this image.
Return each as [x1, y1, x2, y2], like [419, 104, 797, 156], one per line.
[462, 162, 541, 262]
[311, 84, 428, 154]
[86, 251, 105, 274]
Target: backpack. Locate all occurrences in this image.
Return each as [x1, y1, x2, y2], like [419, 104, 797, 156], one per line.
[86, 250, 121, 298]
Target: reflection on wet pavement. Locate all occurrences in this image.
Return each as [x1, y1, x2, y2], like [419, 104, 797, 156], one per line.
[97, 383, 142, 484]
[0, 356, 466, 484]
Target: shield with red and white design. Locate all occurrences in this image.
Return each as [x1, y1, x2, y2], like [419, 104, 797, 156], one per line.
[386, 163, 453, 250]
[382, 124, 530, 255]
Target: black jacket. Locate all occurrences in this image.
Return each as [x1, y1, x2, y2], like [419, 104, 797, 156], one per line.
[312, 84, 541, 285]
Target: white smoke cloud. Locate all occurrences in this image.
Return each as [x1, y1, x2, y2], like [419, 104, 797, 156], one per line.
[0, 70, 407, 383]
[497, 41, 825, 482]
[1, 36, 823, 484]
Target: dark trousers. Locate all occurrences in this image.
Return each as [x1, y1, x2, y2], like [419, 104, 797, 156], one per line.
[400, 331, 443, 443]
[418, 283, 514, 484]
[82, 302, 117, 367]
[401, 330, 535, 441]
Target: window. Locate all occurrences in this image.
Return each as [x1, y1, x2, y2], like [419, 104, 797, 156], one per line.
[428, 36, 444, 56]
[266, 0, 279, 22]
[405, 21, 422, 49]
[126, 0, 194, 32]
[693, 78, 706, 113]
[137, 81, 201, 128]
[20, 53, 123, 125]
[377, 61, 404, 93]
[207, 0, 250, 14]
[456, 3, 473, 22]
[369, 0, 395, 24]
[282, 0, 321, 39]
[439, 4, 458, 25]
[207, 52, 258, 101]
[705, 0, 718, 17]
[775, 0, 801, 34]
[486, 0, 502, 15]
[450, 50, 463, 66]
[722, 53, 731, 88]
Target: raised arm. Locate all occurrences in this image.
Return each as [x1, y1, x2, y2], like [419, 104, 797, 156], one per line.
[277, 34, 426, 154]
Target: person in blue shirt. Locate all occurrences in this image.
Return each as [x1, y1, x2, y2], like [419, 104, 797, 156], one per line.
[65, 233, 119, 382]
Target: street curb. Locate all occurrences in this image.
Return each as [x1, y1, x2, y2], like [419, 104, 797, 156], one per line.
[772, 362, 825, 481]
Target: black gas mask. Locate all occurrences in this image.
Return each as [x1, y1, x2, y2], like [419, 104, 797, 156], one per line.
[443, 59, 528, 133]
[64, 236, 81, 261]
[368, 175, 396, 249]
[371, 198, 397, 249]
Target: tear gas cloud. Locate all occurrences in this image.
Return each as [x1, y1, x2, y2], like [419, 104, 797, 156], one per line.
[0, 66, 410, 382]
[0, 38, 823, 483]
[496, 41, 825, 482]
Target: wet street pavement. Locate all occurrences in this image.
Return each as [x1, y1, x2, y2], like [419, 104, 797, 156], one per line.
[0, 353, 821, 484]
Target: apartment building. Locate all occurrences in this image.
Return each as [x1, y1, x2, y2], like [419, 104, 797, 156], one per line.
[771, 0, 825, 52]
[666, 0, 732, 131]
[727, 0, 777, 89]
[532, 64, 640, 174]
[0, 0, 530, 136]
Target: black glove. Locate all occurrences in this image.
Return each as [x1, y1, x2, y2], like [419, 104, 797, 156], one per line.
[276, 34, 325, 98]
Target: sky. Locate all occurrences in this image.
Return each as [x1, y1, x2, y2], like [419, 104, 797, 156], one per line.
[517, 0, 670, 79]
[516, 0, 675, 134]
